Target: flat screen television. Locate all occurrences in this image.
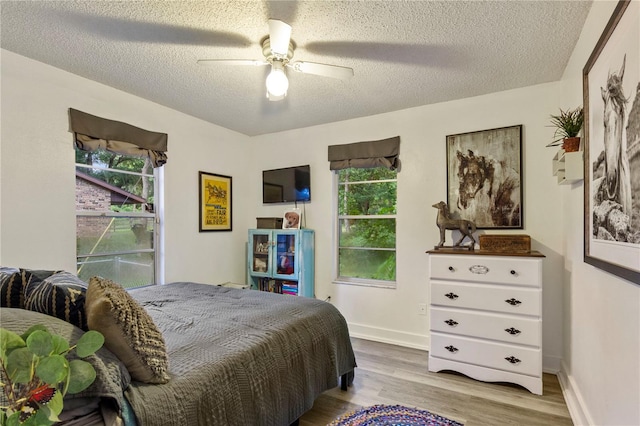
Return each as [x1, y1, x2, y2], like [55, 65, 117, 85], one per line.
[262, 165, 311, 203]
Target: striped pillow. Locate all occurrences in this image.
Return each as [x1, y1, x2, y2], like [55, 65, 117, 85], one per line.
[24, 271, 88, 330]
[0, 268, 59, 309]
[0, 267, 22, 308]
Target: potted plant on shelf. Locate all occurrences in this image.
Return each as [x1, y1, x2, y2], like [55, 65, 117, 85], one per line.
[547, 106, 583, 152]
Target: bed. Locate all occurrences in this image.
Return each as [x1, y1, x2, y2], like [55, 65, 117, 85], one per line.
[0, 274, 357, 426]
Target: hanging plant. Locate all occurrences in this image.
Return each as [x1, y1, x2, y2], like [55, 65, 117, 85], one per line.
[0, 325, 104, 426]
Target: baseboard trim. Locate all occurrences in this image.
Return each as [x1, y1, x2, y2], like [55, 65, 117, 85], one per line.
[557, 360, 593, 426]
[347, 322, 429, 351]
[542, 354, 562, 374]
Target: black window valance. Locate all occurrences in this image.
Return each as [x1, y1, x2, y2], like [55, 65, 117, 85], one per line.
[328, 136, 400, 170]
[69, 108, 168, 167]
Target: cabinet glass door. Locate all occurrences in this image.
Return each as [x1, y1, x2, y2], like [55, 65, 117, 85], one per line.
[273, 233, 297, 278]
[251, 233, 271, 276]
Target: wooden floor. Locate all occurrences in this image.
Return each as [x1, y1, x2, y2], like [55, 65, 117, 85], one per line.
[299, 338, 573, 426]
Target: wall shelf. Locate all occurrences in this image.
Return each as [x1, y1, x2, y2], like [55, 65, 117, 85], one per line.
[552, 149, 583, 184]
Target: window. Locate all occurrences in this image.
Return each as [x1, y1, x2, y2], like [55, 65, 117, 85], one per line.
[75, 149, 161, 288]
[335, 167, 397, 287]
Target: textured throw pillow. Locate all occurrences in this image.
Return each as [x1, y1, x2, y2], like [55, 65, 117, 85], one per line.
[24, 271, 88, 331]
[85, 276, 170, 384]
[0, 267, 22, 308]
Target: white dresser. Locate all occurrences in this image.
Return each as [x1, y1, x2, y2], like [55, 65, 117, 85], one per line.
[427, 250, 545, 395]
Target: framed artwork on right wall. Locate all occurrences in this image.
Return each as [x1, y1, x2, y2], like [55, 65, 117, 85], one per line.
[583, 0, 639, 283]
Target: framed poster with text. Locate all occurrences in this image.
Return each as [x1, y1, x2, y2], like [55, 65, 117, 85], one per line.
[199, 171, 232, 232]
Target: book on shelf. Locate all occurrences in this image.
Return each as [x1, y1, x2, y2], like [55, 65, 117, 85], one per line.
[281, 281, 298, 296]
[256, 278, 298, 295]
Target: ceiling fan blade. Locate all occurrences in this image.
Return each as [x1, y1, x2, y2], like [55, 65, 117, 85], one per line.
[268, 19, 292, 57]
[288, 61, 354, 80]
[197, 59, 269, 67]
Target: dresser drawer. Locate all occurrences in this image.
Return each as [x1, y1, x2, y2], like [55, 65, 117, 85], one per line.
[430, 307, 541, 346]
[430, 333, 541, 377]
[430, 281, 541, 316]
[429, 254, 541, 287]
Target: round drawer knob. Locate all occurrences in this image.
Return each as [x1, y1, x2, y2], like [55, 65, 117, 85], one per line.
[510, 270, 517, 275]
[448, 266, 454, 272]
[445, 345, 458, 353]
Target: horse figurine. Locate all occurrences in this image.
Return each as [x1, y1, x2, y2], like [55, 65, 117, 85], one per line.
[432, 201, 476, 249]
[600, 54, 632, 217]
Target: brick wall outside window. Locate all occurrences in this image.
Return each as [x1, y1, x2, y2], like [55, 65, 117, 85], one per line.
[76, 177, 111, 236]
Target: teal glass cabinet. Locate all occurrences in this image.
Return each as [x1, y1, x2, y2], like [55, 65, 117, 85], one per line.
[247, 229, 314, 297]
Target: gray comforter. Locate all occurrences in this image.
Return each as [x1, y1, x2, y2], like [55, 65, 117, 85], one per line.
[125, 282, 356, 426]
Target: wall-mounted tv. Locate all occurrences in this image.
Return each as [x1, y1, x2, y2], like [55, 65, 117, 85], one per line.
[262, 165, 311, 204]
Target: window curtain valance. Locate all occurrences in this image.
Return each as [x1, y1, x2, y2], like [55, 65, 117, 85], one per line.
[69, 108, 168, 167]
[327, 136, 400, 170]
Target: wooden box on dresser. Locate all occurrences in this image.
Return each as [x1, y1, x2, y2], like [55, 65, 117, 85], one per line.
[426, 249, 545, 395]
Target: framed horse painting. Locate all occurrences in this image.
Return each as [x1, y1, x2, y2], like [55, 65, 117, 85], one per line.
[446, 124, 523, 229]
[583, 0, 640, 283]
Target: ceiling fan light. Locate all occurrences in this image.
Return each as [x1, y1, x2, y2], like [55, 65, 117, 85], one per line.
[266, 62, 289, 98]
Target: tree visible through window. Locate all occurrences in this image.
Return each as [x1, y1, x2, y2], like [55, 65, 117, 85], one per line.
[336, 167, 397, 285]
[75, 148, 159, 288]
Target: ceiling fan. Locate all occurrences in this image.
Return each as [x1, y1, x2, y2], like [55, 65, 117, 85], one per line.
[197, 19, 354, 101]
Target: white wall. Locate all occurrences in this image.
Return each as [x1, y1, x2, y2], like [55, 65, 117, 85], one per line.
[251, 82, 567, 370]
[0, 50, 251, 285]
[555, 1, 640, 425]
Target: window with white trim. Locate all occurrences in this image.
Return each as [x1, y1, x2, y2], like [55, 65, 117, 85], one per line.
[75, 149, 161, 288]
[335, 167, 397, 287]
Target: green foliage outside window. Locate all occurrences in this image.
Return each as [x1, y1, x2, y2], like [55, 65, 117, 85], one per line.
[337, 168, 397, 282]
[75, 148, 156, 287]
[75, 150, 154, 212]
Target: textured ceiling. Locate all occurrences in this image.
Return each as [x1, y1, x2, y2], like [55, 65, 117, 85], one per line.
[1, 1, 592, 136]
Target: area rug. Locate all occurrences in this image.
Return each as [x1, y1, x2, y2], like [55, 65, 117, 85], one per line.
[327, 404, 463, 426]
